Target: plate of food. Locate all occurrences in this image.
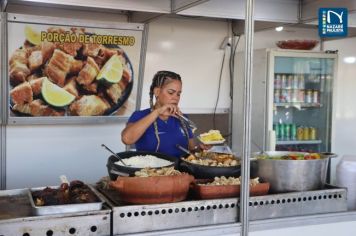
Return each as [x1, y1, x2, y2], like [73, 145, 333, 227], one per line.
[193, 177, 270, 199]
[9, 26, 134, 117]
[197, 130, 226, 145]
[276, 40, 319, 50]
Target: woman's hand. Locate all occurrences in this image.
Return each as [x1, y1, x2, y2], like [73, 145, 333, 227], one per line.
[154, 104, 181, 117]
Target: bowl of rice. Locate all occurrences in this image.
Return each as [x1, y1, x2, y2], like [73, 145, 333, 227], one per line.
[106, 151, 178, 180]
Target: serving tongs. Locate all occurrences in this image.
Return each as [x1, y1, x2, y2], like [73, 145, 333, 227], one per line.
[176, 144, 196, 157]
[175, 113, 198, 133]
[101, 144, 129, 166]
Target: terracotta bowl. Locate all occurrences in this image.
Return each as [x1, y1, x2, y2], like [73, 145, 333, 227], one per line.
[276, 40, 319, 50]
[110, 174, 194, 204]
[193, 179, 270, 200]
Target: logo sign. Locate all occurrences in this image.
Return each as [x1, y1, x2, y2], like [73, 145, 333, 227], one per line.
[319, 8, 348, 37]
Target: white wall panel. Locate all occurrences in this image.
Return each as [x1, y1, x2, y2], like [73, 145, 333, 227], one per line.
[142, 16, 231, 113]
[6, 123, 126, 188]
[323, 37, 356, 184]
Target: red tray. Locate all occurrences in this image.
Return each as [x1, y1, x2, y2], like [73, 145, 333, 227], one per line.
[193, 179, 270, 200]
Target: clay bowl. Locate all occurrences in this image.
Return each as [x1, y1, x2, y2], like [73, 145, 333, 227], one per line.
[110, 174, 194, 204]
[193, 179, 270, 200]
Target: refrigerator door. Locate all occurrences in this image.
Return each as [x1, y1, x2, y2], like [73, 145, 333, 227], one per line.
[267, 50, 337, 152]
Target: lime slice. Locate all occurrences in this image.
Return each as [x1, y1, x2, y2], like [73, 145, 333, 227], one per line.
[96, 55, 123, 83]
[41, 78, 75, 107]
[24, 25, 41, 45]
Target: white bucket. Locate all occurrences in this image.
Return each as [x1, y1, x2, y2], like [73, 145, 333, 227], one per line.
[336, 155, 356, 210]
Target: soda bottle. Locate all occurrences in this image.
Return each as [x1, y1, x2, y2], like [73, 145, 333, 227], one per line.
[279, 124, 285, 140]
[273, 123, 280, 140]
[284, 123, 290, 140]
[303, 127, 309, 140]
[290, 124, 297, 140]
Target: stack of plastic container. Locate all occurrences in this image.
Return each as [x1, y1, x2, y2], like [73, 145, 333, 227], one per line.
[336, 155, 356, 210]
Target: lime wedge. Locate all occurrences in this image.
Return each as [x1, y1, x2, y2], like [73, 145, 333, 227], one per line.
[96, 55, 123, 83]
[24, 25, 41, 46]
[41, 78, 75, 107]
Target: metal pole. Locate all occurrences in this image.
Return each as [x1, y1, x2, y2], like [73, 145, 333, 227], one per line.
[240, 0, 254, 236]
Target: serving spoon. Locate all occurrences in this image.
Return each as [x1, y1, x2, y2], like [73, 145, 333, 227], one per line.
[101, 144, 129, 166]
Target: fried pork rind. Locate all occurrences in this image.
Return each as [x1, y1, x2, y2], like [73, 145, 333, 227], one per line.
[28, 76, 45, 96]
[9, 26, 133, 117]
[9, 48, 31, 86]
[183, 152, 240, 167]
[199, 176, 260, 186]
[134, 167, 182, 177]
[69, 95, 110, 116]
[76, 57, 100, 85]
[45, 49, 72, 87]
[10, 82, 33, 105]
[63, 77, 79, 98]
[13, 99, 65, 116]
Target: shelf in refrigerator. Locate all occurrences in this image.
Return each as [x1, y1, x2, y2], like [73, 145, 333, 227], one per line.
[275, 103, 322, 108]
[276, 140, 322, 145]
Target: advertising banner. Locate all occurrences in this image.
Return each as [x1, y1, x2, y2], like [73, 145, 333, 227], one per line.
[7, 15, 144, 123]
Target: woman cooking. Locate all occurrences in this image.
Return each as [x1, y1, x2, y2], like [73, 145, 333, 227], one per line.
[121, 70, 198, 158]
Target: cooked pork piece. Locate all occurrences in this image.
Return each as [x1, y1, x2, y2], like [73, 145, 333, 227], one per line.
[82, 82, 98, 93]
[63, 77, 79, 98]
[28, 51, 42, 71]
[12, 103, 31, 115]
[94, 46, 118, 66]
[76, 57, 100, 85]
[69, 95, 110, 116]
[106, 83, 123, 104]
[41, 41, 55, 63]
[47, 27, 82, 56]
[70, 59, 84, 74]
[58, 42, 82, 57]
[45, 49, 72, 87]
[10, 82, 33, 105]
[28, 77, 45, 96]
[83, 43, 101, 57]
[9, 49, 31, 86]
[122, 68, 131, 82]
[13, 99, 65, 116]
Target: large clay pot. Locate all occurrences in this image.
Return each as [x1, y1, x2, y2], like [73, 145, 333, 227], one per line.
[110, 174, 194, 204]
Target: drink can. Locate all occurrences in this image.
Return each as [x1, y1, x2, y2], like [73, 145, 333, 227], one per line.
[310, 127, 317, 140]
[291, 89, 298, 102]
[275, 74, 281, 89]
[284, 123, 290, 140]
[274, 89, 280, 103]
[298, 90, 305, 103]
[293, 75, 299, 89]
[303, 127, 309, 140]
[279, 124, 285, 140]
[281, 74, 287, 88]
[287, 75, 293, 89]
[298, 75, 305, 89]
[297, 126, 304, 140]
[273, 124, 280, 140]
[312, 90, 319, 103]
[305, 89, 313, 103]
[284, 89, 291, 103]
[290, 124, 297, 140]
[280, 89, 288, 103]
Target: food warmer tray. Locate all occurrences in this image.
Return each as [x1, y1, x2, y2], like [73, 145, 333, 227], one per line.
[97, 184, 347, 235]
[29, 185, 104, 216]
[0, 187, 111, 236]
[97, 186, 239, 235]
[249, 184, 347, 220]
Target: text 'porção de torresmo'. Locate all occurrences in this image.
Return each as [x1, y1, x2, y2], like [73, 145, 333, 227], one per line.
[41, 31, 135, 46]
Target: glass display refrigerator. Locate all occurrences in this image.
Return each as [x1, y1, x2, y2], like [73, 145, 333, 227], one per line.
[232, 49, 337, 154]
